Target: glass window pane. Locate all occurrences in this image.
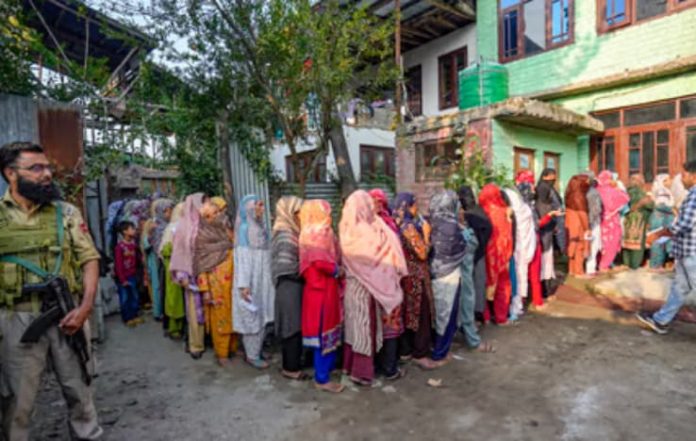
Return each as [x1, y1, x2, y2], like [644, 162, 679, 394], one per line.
[657, 146, 668, 168]
[375, 151, 385, 174]
[687, 127, 696, 164]
[629, 149, 640, 171]
[643, 132, 655, 183]
[606, 0, 628, 26]
[636, 0, 667, 21]
[596, 112, 621, 129]
[503, 10, 519, 58]
[361, 151, 371, 174]
[439, 56, 453, 107]
[657, 129, 669, 144]
[524, 0, 547, 55]
[680, 98, 696, 119]
[606, 141, 616, 171]
[624, 102, 676, 126]
[550, 0, 570, 44]
[501, 0, 523, 7]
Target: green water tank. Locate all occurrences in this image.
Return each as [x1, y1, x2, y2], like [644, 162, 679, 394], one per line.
[459, 60, 509, 110]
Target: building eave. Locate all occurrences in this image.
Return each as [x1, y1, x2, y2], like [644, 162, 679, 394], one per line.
[398, 97, 604, 138]
[531, 55, 696, 101]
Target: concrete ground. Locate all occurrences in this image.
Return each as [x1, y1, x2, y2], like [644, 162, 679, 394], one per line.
[32, 304, 696, 441]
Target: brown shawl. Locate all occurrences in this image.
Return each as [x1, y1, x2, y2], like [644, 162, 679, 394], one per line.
[194, 213, 234, 275]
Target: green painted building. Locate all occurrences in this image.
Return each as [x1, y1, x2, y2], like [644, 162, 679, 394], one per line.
[478, 0, 696, 185]
[396, 0, 696, 205]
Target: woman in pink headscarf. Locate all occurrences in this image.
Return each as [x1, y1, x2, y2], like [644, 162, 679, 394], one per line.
[341, 190, 408, 386]
[596, 171, 630, 271]
[170, 193, 206, 359]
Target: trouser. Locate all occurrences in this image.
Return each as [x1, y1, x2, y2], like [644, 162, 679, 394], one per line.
[211, 330, 237, 360]
[377, 338, 399, 377]
[399, 290, 432, 359]
[313, 348, 337, 384]
[281, 332, 303, 372]
[585, 223, 601, 274]
[117, 276, 140, 323]
[432, 292, 459, 361]
[458, 260, 481, 349]
[569, 247, 585, 275]
[0, 310, 102, 441]
[529, 244, 544, 307]
[491, 268, 512, 325]
[650, 239, 672, 268]
[653, 256, 696, 325]
[473, 259, 486, 314]
[167, 318, 184, 337]
[242, 330, 265, 361]
[623, 249, 644, 270]
[186, 292, 205, 354]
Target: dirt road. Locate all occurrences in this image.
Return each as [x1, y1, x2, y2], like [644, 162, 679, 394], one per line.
[32, 311, 696, 441]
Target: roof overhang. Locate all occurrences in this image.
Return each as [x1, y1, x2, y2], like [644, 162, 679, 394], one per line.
[23, 0, 154, 75]
[399, 97, 604, 137]
[338, 0, 476, 51]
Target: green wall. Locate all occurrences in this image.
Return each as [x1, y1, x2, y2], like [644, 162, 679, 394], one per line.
[492, 120, 582, 191]
[478, 2, 696, 99]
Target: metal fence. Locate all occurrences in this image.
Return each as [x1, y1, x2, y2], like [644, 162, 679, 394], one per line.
[228, 141, 272, 228]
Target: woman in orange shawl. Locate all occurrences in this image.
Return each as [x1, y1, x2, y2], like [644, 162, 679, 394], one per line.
[340, 190, 408, 386]
[565, 175, 591, 276]
[299, 200, 344, 393]
[478, 184, 514, 325]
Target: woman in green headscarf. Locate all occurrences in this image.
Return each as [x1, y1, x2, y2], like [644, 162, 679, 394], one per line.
[622, 174, 654, 269]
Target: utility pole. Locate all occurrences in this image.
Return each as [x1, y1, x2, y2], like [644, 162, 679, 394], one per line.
[395, 0, 402, 125]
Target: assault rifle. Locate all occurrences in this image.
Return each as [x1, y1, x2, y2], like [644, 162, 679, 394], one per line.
[20, 276, 92, 385]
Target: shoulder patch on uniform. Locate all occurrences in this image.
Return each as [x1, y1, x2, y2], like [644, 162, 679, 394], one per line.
[79, 222, 89, 233]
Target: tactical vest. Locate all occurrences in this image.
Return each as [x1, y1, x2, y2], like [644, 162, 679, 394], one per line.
[0, 202, 80, 310]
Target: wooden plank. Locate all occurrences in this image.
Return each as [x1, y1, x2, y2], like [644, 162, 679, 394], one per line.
[423, 0, 475, 21]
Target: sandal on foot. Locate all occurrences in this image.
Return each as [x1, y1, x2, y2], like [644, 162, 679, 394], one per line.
[281, 370, 309, 381]
[245, 357, 269, 370]
[385, 368, 407, 381]
[413, 358, 437, 370]
[349, 376, 372, 387]
[315, 382, 345, 393]
[471, 342, 496, 353]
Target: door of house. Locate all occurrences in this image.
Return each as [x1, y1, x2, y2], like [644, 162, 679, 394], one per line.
[543, 152, 560, 174]
[514, 147, 535, 177]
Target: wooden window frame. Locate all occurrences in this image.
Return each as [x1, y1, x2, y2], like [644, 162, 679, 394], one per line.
[498, 0, 575, 63]
[597, 0, 696, 34]
[285, 150, 327, 184]
[438, 47, 468, 110]
[514, 147, 536, 176]
[405, 65, 423, 117]
[414, 139, 459, 182]
[360, 145, 395, 180]
[627, 126, 671, 183]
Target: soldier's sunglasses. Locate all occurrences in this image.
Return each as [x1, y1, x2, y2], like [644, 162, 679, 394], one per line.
[12, 164, 55, 174]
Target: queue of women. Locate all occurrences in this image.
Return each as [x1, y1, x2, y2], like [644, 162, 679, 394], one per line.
[105, 166, 685, 393]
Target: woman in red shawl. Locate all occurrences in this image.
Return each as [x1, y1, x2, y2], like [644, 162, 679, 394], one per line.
[368, 189, 405, 378]
[565, 175, 591, 276]
[597, 171, 630, 271]
[299, 200, 344, 393]
[478, 184, 514, 325]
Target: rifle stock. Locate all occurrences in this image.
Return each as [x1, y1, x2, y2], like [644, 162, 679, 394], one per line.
[19, 305, 62, 343]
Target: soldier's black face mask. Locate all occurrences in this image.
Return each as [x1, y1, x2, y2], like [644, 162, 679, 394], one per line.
[17, 175, 62, 204]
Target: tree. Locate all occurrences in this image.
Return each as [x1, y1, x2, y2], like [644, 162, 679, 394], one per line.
[127, 0, 396, 197]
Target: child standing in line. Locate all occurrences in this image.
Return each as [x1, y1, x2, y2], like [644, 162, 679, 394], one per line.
[115, 221, 144, 327]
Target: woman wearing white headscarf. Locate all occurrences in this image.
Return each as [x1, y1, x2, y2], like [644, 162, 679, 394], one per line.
[233, 194, 275, 369]
[504, 187, 537, 319]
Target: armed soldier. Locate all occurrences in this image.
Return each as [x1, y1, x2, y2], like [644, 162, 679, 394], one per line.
[0, 142, 102, 441]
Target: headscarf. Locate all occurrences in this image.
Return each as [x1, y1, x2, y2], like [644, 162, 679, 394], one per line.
[299, 199, 338, 275]
[479, 184, 514, 265]
[429, 190, 467, 279]
[652, 174, 674, 208]
[149, 198, 175, 253]
[515, 170, 535, 186]
[368, 189, 398, 233]
[458, 185, 492, 263]
[505, 187, 536, 263]
[340, 190, 407, 314]
[105, 200, 126, 251]
[194, 208, 234, 275]
[158, 202, 184, 256]
[272, 196, 304, 282]
[672, 173, 688, 208]
[564, 175, 590, 213]
[627, 174, 649, 208]
[235, 194, 268, 249]
[596, 170, 630, 217]
[536, 174, 560, 218]
[123, 199, 151, 225]
[392, 192, 422, 234]
[169, 193, 205, 275]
